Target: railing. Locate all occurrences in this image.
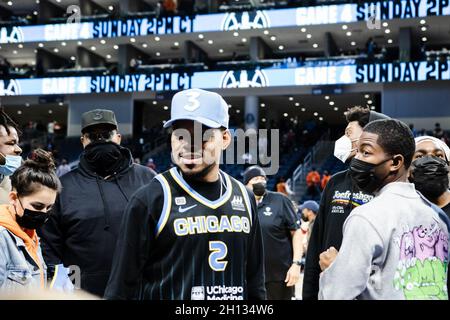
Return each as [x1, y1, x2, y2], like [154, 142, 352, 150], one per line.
[291, 130, 332, 201]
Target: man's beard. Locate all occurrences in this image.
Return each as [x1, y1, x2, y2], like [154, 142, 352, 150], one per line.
[178, 162, 216, 181]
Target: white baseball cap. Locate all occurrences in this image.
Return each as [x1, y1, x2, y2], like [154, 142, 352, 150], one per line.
[163, 88, 229, 129]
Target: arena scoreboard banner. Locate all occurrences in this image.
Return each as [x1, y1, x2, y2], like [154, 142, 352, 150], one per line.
[1, 0, 450, 43]
[1, 61, 449, 96]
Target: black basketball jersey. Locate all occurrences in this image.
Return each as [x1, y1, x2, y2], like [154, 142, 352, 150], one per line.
[139, 167, 264, 300]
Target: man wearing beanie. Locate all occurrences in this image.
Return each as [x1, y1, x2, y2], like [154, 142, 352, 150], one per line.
[303, 107, 390, 300]
[244, 165, 302, 300]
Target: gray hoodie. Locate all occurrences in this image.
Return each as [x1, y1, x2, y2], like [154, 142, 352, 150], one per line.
[319, 182, 449, 300]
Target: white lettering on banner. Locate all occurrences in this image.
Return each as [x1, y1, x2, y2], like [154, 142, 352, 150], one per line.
[42, 77, 90, 94]
[44, 23, 89, 41]
[296, 5, 354, 25]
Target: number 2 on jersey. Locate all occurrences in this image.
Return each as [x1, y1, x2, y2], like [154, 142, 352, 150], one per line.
[208, 241, 228, 271]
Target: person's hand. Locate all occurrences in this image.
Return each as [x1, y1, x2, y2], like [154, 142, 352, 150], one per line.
[284, 264, 301, 287]
[319, 247, 338, 271]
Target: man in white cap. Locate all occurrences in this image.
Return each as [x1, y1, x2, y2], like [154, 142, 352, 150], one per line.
[410, 136, 450, 218]
[105, 88, 266, 300]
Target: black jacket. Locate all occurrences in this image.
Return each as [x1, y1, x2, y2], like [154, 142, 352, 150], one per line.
[302, 169, 374, 300]
[38, 146, 156, 297]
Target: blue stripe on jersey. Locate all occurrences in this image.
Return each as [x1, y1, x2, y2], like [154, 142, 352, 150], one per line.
[155, 174, 172, 237]
[236, 180, 253, 226]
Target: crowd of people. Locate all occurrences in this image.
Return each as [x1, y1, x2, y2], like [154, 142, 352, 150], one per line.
[0, 90, 448, 301]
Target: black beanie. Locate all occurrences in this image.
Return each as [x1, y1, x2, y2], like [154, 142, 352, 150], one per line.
[243, 166, 267, 185]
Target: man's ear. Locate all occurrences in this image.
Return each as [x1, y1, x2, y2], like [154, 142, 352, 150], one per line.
[222, 129, 232, 150]
[390, 155, 404, 172]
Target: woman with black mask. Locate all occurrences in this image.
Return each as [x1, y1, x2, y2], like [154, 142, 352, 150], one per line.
[0, 149, 61, 293]
[410, 136, 450, 218]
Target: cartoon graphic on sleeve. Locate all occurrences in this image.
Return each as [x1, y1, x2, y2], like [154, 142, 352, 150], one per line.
[394, 224, 448, 300]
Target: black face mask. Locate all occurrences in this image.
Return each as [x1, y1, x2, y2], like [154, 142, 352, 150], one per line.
[349, 157, 393, 194]
[15, 200, 50, 229]
[252, 182, 267, 197]
[84, 141, 124, 176]
[410, 156, 449, 200]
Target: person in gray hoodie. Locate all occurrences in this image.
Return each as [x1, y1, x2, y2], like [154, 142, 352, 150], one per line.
[319, 119, 450, 300]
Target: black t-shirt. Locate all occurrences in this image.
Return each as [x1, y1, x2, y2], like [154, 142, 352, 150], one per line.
[104, 167, 266, 300]
[257, 191, 299, 283]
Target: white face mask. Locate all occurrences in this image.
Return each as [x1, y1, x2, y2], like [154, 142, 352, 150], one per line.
[334, 135, 357, 163]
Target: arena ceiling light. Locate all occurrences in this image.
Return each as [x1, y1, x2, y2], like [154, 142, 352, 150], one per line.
[163, 106, 169, 110]
[61, 42, 66, 46]
[420, 19, 426, 25]
[152, 101, 157, 105]
[77, 41, 82, 45]
[324, 96, 330, 100]
[313, 43, 318, 48]
[90, 46, 96, 51]
[241, 38, 247, 43]
[58, 102, 63, 106]
[351, 41, 356, 46]
[142, 43, 148, 48]
[388, 39, 393, 44]
[342, 25, 348, 30]
[300, 28, 306, 33]
[421, 26, 427, 32]
[422, 37, 428, 42]
[233, 32, 239, 37]
[156, 52, 161, 56]
[288, 96, 294, 101]
[385, 29, 391, 34]
[108, 5, 114, 11]
[49, 110, 53, 114]
[329, 101, 335, 106]
[7, 1, 12, 6]
[236, 109, 240, 114]
[382, 22, 389, 27]
[17, 110, 22, 115]
[219, 49, 224, 53]
[314, 112, 319, 116]
[38, 43, 44, 47]
[283, 113, 288, 117]
[53, 48, 59, 53]
[130, 38, 136, 43]
[263, 30, 269, 35]
[295, 102, 300, 107]
[155, 36, 161, 41]
[334, 107, 339, 111]
[306, 34, 312, 39]
[270, 36, 277, 41]
[278, 45, 284, 50]
[106, 54, 111, 59]
[12, 50, 17, 54]
[261, 118, 266, 123]
[113, 45, 119, 50]
[18, 44, 23, 48]
[367, 100, 373, 104]
[33, 11, 38, 15]
[208, 40, 213, 44]
[70, 56, 76, 61]
[260, 103, 265, 107]
[100, 39, 106, 44]
[198, 34, 204, 39]
[174, 41, 179, 46]
[301, 108, 306, 112]
[346, 31, 352, 37]
[319, 117, 324, 121]
[364, 94, 370, 99]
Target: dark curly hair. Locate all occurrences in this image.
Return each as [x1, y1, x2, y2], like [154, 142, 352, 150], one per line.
[345, 106, 371, 128]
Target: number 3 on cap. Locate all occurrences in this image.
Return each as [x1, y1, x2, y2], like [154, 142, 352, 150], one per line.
[208, 241, 228, 271]
[184, 91, 200, 112]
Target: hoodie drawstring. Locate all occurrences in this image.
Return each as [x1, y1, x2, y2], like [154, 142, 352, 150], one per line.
[114, 176, 129, 202]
